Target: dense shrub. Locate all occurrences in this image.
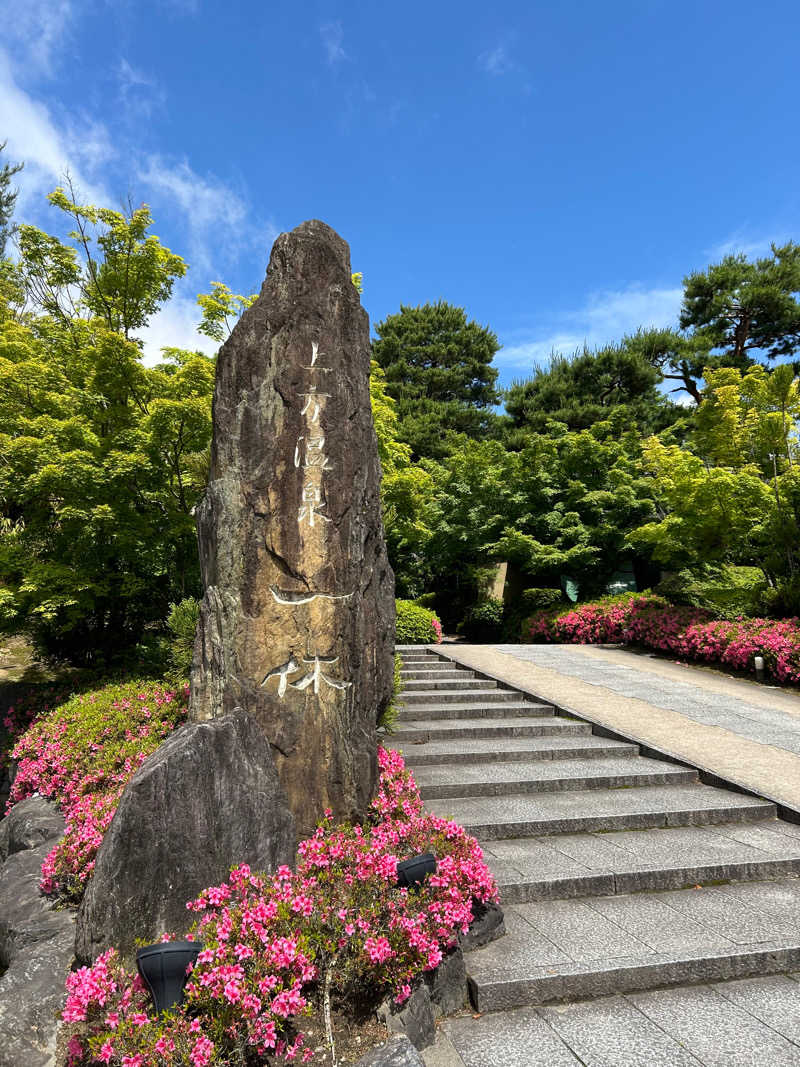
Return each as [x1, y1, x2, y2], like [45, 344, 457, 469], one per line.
[654, 567, 767, 620]
[62, 747, 497, 1066]
[460, 598, 504, 642]
[519, 588, 564, 613]
[526, 594, 800, 685]
[8, 680, 188, 899]
[413, 593, 437, 609]
[395, 599, 442, 644]
[165, 598, 200, 680]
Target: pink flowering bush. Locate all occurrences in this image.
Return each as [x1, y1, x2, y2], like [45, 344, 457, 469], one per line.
[8, 680, 188, 899]
[1, 681, 73, 772]
[62, 747, 498, 1065]
[526, 594, 800, 685]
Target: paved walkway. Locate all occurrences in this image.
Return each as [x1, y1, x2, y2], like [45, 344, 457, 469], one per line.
[394, 644, 800, 1066]
[436, 643, 800, 814]
[425, 974, 800, 1066]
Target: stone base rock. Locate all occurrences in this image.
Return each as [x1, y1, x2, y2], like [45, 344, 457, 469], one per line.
[0, 795, 64, 861]
[355, 1035, 425, 1066]
[377, 983, 435, 1051]
[458, 901, 505, 953]
[75, 710, 295, 963]
[0, 797, 74, 1067]
[424, 946, 468, 1018]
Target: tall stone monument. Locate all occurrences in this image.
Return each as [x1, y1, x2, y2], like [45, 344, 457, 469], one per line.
[190, 220, 395, 838]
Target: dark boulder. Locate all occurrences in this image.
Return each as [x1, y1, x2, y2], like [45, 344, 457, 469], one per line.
[424, 946, 468, 1017]
[458, 901, 505, 952]
[75, 710, 295, 963]
[377, 983, 435, 1051]
[0, 796, 64, 862]
[0, 797, 74, 1067]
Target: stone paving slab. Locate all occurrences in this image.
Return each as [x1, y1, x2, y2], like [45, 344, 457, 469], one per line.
[396, 735, 638, 765]
[391, 718, 591, 743]
[466, 877, 800, 1009]
[397, 701, 552, 721]
[400, 688, 524, 705]
[478, 823, 800, 901]
[434, 975, 800, 1066]
[427, 783, 775, 839]
[629, 982, 800, 1065]
[436, 644, 800, 812]
[414, 755, 697, 799]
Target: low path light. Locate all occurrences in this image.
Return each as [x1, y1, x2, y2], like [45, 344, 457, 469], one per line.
[136, 940, 203, 1017]
[396, 852, 437, 889]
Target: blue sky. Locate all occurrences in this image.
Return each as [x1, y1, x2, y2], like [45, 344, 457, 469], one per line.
[2, 1, 799, 390]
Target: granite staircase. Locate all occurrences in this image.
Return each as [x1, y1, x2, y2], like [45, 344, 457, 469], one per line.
[392, 645, 800, 1022]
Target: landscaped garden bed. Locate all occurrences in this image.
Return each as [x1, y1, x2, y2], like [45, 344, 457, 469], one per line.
[2, 681, 497, 1065]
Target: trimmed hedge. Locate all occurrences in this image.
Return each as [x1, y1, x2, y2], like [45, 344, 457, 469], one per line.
[396, 599, 442, 644]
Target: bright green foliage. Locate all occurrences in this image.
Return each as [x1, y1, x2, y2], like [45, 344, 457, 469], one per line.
[0, 190, 214, 663]
[0, 141, 23, 255]
[395, 599, 441, 643]
[197, 281, 257, 342]
[372, 301, 501, 460]
[370, 362, 435, 597]
[505, 338, 687, 436]
[630, 365, 800, 589]
[425, 422, 656, 621]
[693, 364, 800, 472]
[165, 597, 201, 680]
[18, 186, 186, 338]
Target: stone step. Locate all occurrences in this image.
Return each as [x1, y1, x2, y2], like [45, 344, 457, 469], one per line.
[396, 702, 554, 722]
[481, 820, 800, 903]
[395, 644, 437, 651]
[400, 669, 469, 680]
[400, 678, 498, 692]
[444, 974, 800, 1066]
[414, 755, 698, 800]
[427, 783, 776, 839]
[391, 718, 592, 744]
[400, 688, 524, 705]
[466, 877, 800, 1012]
[396, 735, 639, 766]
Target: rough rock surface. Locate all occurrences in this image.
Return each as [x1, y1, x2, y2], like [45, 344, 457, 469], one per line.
[378, 983, 436, 1050]
[424, 946, 468, 1018]
[190, 220, 395, 838]
[75, 710, 295, 963]
[458, 901, 505, 952]
[0, 795, 64, 862]
[0, 797, 74, 1067]
[355, 1035, 425, 1066]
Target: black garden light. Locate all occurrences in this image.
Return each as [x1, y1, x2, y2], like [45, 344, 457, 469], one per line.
[136, 940, 203, 1017]
[396, 852, 437, 890]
